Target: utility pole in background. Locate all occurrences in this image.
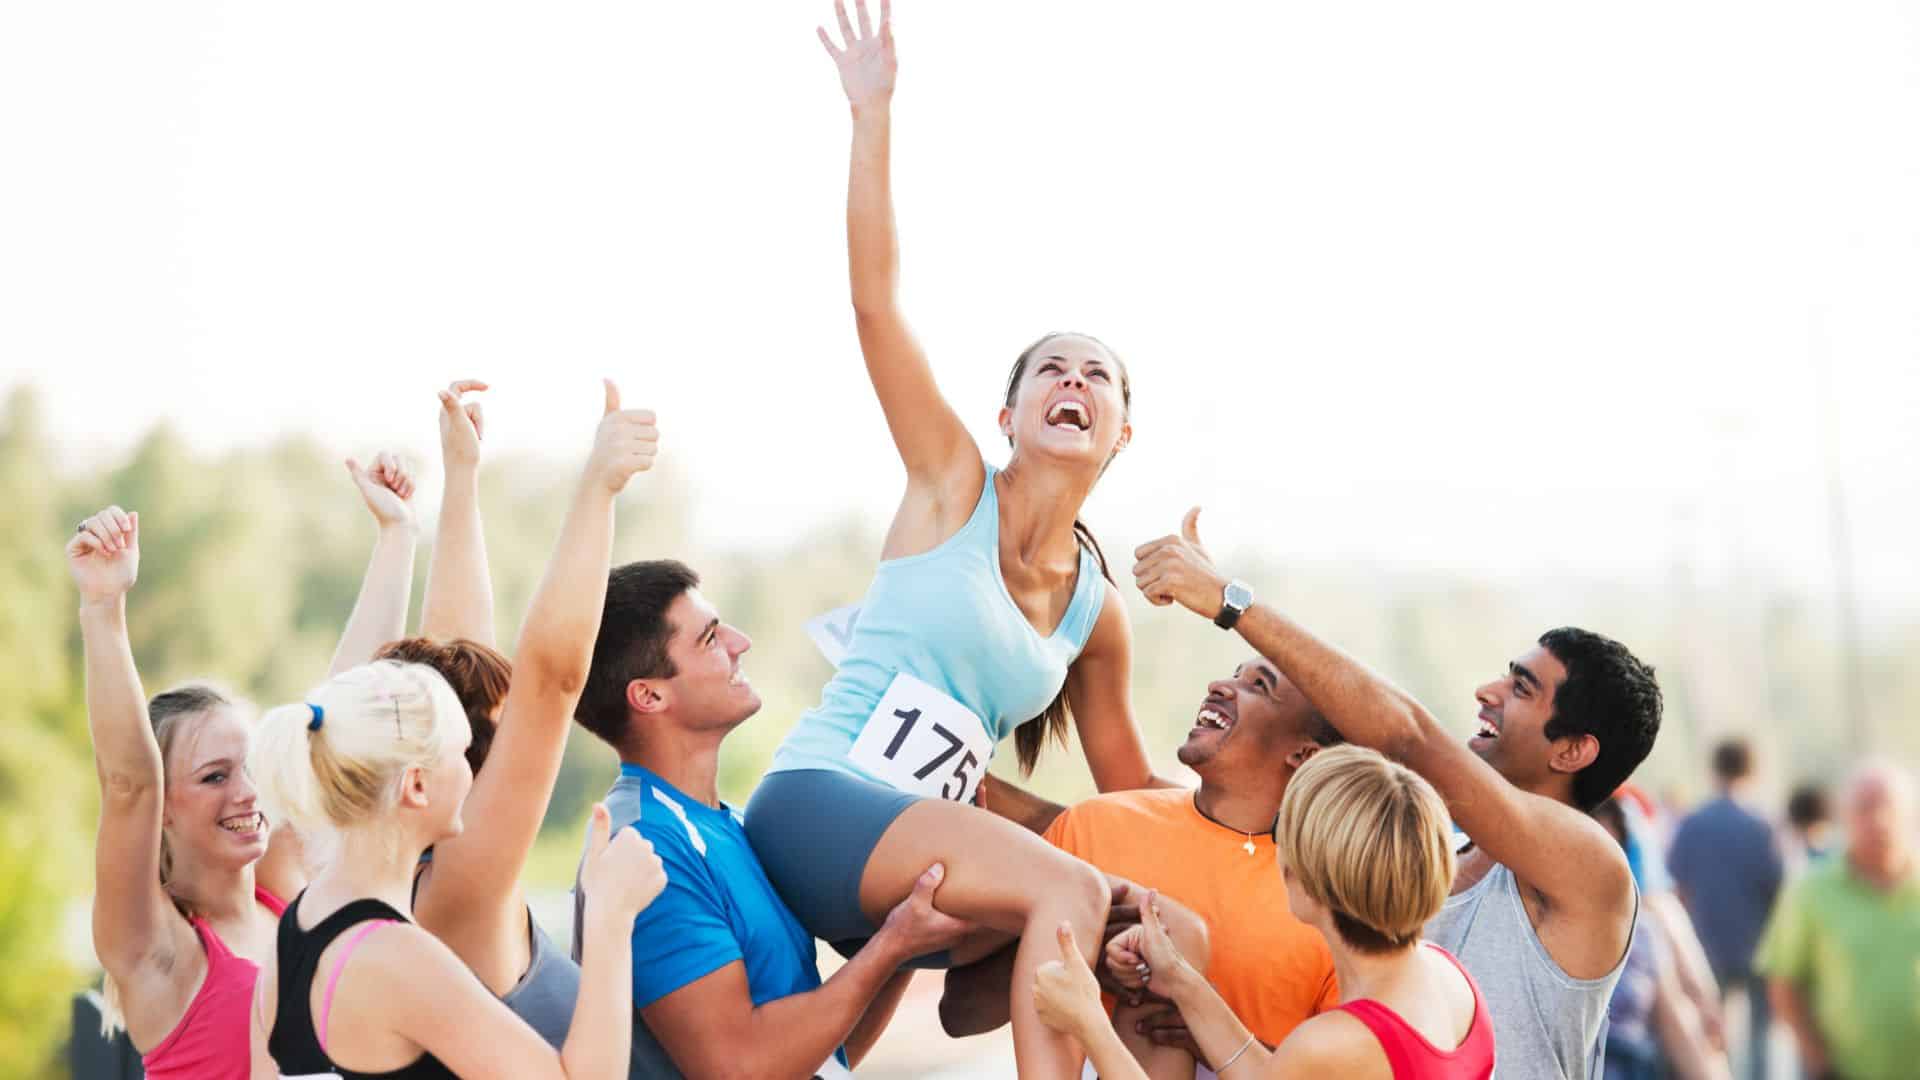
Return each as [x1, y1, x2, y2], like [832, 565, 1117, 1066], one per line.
[1811, 315, 1872, 752]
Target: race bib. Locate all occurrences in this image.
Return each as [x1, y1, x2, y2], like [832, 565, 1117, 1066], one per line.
[805, 604, 862, 668]
[815, 1055, 853, 1080]
[847, 672, 992, 804]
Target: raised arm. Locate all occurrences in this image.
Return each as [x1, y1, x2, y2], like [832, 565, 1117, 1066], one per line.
[69, 509, 196, 1004]
[419, 379, 496, 645]
[645, 864, 967, 1079]
[328, 451, 418, 675]
[1132, 508, 1635, 975]
[818, 0, 978, 494]
[415, 382, 655, 936]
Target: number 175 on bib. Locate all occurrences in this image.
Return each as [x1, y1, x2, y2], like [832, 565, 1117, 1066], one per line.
[846, 672, 993, 805]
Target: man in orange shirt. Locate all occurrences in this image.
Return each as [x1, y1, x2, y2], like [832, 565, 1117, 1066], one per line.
[940, 656, 1344, 1072]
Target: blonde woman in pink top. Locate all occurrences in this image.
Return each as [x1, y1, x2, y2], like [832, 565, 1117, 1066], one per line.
[71, 452, 418, 1080]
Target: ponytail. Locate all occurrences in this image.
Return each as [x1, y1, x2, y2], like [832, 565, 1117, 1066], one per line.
[249, 661, 466, 838]
[1013, 519, 1115, 775]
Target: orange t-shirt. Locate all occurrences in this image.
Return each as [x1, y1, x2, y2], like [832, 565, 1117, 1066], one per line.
[1042, 787, 1339, 1046]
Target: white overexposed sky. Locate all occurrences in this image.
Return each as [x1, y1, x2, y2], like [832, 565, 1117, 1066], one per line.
[4, 1, 1918, 615]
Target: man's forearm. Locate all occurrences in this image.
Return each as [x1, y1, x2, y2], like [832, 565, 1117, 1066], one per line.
[743, 932, 911, 1077]
[978, 774, 1068, 836]
[1233, 602, 1433, 756]
[1767, 980, 1828, 1074]
[845, 969, 914, 1067]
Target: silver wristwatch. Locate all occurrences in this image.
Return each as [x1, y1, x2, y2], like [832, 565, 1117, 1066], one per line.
[1214, 579, 1253, 630]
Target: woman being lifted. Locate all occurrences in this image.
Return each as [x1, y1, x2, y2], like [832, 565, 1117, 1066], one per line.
[744, 4, 1176, 1077]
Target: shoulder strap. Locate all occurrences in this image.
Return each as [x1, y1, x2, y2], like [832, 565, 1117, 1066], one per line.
[317, 918, 398, 1056]
[1337, 998, 1416, 1075]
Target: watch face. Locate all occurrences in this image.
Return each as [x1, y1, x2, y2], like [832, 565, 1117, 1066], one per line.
[1225, 581, 1253, 609]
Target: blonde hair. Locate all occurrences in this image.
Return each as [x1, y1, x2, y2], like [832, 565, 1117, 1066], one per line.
[101, 682, 248, 1035]
[249, 660, 467, 836]
[1276, 745, 1455, 954]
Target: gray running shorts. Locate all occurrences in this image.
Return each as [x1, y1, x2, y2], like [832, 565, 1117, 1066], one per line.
[744, 768, 951, 967]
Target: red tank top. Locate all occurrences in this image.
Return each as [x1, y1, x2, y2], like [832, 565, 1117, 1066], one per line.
[141, 887, 287, 1080]
[1336, 945, 1494, 1080]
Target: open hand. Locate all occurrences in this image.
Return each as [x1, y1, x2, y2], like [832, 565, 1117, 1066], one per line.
[436, 379, 488, 470]
[579, 803, 668, 920]
[817, 0, 896, 109]
[1033, 923, 1106, 1041]
[347, 451, 416, 532]
[879, 862, 974, 959]
[67, 506, 140, 603]
[588, 380, 659, 494]
[1132, 507, 1228, 618]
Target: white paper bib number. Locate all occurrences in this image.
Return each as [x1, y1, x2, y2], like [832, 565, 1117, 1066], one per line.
[848, 672, 991, 804]
[814, 1056, 853, 1079]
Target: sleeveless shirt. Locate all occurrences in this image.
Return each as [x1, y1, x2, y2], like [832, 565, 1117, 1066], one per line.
[268, 892, 457, 1080]
[1424, 862, 1630, 1079]
[769, 463, 1106, 781]
[1335, 944, 1495, 1079]
[140, 886, 286, 1080]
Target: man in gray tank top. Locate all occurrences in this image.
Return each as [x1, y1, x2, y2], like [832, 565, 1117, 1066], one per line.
[1131, 517, 1662, 1080]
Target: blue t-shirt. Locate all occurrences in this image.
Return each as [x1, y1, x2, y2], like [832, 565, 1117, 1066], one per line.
[601, 763, 845, 1073]
[1666, 795, 1784, 983]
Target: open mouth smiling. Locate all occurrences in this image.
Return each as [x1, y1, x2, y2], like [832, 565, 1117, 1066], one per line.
[220, 811, 266, 835]
[1044, 398, 1092, 431]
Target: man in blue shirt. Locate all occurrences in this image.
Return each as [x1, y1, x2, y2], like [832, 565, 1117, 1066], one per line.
[1667, 737, 1784, 1080]
[571, 560, 967, 1078]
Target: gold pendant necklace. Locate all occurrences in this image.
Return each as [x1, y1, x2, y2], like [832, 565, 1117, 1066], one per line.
[1194, 794, 1270, 857]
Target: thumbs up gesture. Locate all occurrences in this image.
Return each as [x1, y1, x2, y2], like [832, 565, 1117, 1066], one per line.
[1131, 507, 1230, 619]
[587, 379, 660, 493]
[1033, 922, 1106, 1041]
[579, 803, 668, 921]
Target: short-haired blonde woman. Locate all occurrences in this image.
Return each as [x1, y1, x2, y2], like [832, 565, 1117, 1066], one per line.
[246, 660, 665, 1080]
[1036, 745, 1494, 1079]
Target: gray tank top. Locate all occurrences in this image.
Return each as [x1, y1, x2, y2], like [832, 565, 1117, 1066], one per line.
[1424, 862, 1629, 1080]
[501, 911, 580, 1050]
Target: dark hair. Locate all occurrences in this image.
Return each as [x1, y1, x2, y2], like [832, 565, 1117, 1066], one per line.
[1538, 627, 1663, 812]
[375, 637, 512, 773]
[1786, 783, 1831, 829]
[1303, 708, 1344, 748]
[1003, 333, 1132, 774]
[1710, 737, 1754, 784]
[575, 560, 701, 745]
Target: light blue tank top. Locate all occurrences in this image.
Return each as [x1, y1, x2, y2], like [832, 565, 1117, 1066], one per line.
[769, 463, 1107, 782]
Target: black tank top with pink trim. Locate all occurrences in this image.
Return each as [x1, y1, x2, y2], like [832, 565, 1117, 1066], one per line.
[268, 892, 456, 1080]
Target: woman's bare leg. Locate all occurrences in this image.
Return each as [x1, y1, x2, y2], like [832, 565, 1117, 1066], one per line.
[859, 799, 1109, 1080]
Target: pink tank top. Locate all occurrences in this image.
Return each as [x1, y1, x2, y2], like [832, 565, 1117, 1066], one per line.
[1336, 945, 1495, 1080]
[141, 887, 287, 1080]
